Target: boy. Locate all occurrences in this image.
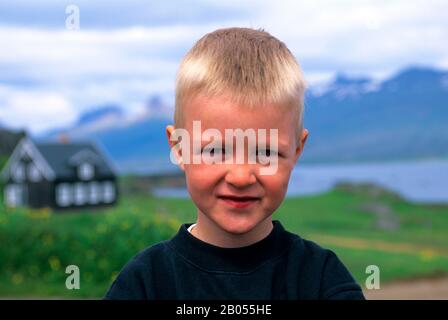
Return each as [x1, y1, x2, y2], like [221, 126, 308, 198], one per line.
[105, 27, 365, 300]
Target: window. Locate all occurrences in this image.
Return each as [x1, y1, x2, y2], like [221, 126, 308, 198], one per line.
[5, 184, 23, 207]
[88, 182, 100, 204]
[28, 163, 42, 182]
[56, 183, 72, 207]
[74, 183, 86, 205]
[102, 181, 116, 203]
[78, 162, 94, 180]
[12, 163, 25, 182]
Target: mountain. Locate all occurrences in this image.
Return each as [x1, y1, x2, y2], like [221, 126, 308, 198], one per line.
[91, 117, 174, 174]
[301, 66, 448, 163]
[38, 96, 176, 174]
[42, 104, 125, 140]
[76, 104, 123, 127]
[144, 95, 173, 120]
[35, 66, 448, 174]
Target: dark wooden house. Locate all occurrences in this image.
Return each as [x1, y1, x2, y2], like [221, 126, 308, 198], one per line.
[1, 137, 118, 210]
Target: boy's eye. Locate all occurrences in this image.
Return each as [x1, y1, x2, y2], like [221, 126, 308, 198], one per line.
[256, 147, 278, 157]
[202, 147, 223, 155]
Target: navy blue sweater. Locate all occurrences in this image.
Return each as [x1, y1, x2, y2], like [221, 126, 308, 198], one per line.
[104, 220, 365, 300]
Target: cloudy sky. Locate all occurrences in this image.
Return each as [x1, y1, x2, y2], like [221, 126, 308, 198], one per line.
[0, 0, 447, 134]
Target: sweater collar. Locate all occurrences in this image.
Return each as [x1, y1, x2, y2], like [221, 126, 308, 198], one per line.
[169, 220, 292, 273]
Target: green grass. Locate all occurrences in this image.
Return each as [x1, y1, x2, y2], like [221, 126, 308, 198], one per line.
[276, 187, 448, 247]
[0, 183, 447, 298]
[0, 197, 180, 298]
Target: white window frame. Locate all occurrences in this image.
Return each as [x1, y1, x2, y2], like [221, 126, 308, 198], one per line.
[74, 182, 86, 205]
[12, 163, 25, 182]
[88, 181, 100, 205]
[56, 183, 72, 207]
[5, 184, 23, 207]
[102, 181, 116, 203]
[78, 162, 94, 181]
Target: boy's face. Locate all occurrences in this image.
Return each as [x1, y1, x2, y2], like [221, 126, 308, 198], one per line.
[167, 94, 308, 236]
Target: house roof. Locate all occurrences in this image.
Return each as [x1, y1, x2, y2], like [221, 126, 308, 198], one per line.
[1, 138, 117, 181]
[35, 142, 116, 179]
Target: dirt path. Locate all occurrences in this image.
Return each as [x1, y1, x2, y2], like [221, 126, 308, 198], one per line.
[364, 276, 448, 300]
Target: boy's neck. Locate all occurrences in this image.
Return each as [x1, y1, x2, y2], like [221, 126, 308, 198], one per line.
[190, 212, 274, 248]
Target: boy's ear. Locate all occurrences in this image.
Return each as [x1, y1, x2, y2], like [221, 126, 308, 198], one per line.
[294, 128, 309, 163]
[166, 125, 185, 171]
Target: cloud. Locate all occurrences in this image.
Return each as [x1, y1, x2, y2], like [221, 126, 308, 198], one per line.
[0, 85, 76, 134]
[0, 0, 248, 29]
[0, 24, 214, 118]
[0, 25, 199, 81]
[0, 0, 447, 133]
[0, 22, 245, 132]
[254, 0, 448, 78]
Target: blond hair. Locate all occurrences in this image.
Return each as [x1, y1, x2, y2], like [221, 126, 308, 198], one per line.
[174, 27, 306, 145]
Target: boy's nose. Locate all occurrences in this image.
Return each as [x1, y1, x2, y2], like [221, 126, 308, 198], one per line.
[224, 165, 257, 188]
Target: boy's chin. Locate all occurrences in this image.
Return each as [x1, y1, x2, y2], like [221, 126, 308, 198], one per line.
[221, 224, 254, 235]
[215, 217, 265, 235]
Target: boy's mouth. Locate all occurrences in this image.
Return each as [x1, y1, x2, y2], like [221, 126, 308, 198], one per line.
[217, 195, 261, 209]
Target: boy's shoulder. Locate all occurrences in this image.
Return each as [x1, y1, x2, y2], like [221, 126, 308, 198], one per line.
[115, 223, 351, 278]
[105, 222, 364, 299]
[283, 227, 336, 261]
[104, 240, 173, 299]
[120, 239, 172, 272]
[283, 228, 364, 299]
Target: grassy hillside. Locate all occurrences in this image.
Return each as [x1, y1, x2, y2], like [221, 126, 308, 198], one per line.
[0, 183, 447, 298]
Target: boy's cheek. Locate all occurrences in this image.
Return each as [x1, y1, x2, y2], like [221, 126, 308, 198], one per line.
[185, 170, 217, 194]
[263, 174, 290, 199]
[186, 164, 215, 177]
